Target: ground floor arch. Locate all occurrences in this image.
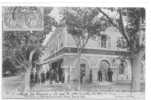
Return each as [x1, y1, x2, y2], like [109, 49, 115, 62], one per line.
[73, 58, 90, 83]
[98, 60, 112, 82]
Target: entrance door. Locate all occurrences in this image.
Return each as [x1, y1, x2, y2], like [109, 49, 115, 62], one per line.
[99, 60, 110, 81]
[80, 64, 86, 83]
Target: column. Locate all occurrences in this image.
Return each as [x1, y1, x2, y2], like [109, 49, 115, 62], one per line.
[64, 67, 69, 83]
[92, 68, 98, 83]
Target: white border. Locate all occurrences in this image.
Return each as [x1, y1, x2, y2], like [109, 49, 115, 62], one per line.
[0, 0, 150, 100]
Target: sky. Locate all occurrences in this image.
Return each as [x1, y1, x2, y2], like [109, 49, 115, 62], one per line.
[42, 8, 62, 46]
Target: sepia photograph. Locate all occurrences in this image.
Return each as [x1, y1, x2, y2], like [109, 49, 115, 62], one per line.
[2, 7, 145, 100]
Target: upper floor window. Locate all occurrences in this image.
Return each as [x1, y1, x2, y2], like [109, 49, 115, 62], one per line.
[101, 35, 107, 48]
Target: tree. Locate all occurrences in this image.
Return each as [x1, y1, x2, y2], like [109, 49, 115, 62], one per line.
[97, 8, 145, 91]
[63, 7, 110, 89]
[3, 58, 17, 76]
[63, 7, 145, 91]
[3, 7, 57, 92]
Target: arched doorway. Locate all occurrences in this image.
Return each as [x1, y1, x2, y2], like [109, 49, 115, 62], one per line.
[99, 60, 110, 81]
[74, 58, 89, 83]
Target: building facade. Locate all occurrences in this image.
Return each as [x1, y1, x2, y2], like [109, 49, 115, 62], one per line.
[39, 25, 133, 84]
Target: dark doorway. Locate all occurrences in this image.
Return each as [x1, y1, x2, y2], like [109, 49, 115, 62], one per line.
[80, 63, 86, 84]
[99, 60, 110, 81]
[51, 59, 64, 83]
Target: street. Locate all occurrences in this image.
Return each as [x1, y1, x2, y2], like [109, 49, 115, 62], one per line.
[2, 76, 145, 100]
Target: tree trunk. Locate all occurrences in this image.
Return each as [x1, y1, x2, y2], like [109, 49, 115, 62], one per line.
[24, 49, 37, 93]
[77, 47, 82, 90]
[131, 49, 144, 91]
[24, 67, 32, 93]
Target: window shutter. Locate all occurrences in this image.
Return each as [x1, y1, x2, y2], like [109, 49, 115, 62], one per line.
[107, 36, 111, 49]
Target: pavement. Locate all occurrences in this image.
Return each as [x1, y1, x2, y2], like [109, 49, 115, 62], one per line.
[2, 76, 145, 100]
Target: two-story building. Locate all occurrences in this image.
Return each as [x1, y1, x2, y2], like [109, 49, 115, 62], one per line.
[39, 24, 132, 84]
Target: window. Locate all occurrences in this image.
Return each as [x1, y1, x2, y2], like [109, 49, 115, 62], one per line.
[101, 35, 107, 48]
[119, 60, 127, 74]
[119, 63, 125, 74]
[108, 37, 111, 48]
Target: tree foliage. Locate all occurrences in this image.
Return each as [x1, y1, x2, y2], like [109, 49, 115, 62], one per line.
[3, 58, 17, 76]
[3, 7, 57, 71]
[63, 7, 110, 48]
[126, 8, 145, 52]
[97, 8, 145, 53]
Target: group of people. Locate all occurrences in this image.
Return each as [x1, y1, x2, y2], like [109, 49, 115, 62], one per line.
[98, 68, 113, 82]
[30, 66, 65, 85]
[30, 65, 113, 86]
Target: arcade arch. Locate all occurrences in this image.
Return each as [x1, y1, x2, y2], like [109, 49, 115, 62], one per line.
[98, 60, 111, 81]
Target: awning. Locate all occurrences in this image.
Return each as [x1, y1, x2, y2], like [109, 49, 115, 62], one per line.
[36, 54, 64, 65]
[36, 54, 78, 69]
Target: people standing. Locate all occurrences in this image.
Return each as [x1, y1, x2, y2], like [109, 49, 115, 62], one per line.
[98, 70, 102, 82]
[89, 69, 92, 83]
[58, 67, 63, 83]
[80, 68, 85, 84]
[108, 68, 113, 82]
[110, 69, 113, 82]
[61, 69, 65, 83]
[51, 69, 55, 84]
